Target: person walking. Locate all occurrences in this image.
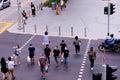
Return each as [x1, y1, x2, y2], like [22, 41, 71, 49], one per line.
[28, 44, 35, 64]
[73, 36, 81, 54]
[21, 10, 27, 25]
[60, 0, 64, 11]
[43, 31, 49, 45]
[38, 54, 47, 79]
[60, 40, 66, 62]
[14, 45, 21, 65]
[31, 2, 36, 17]
[0, 57, 8, 80]
[55, 4, 59, 15]
[63, 46, 70, 64]
[53, 46, 60, 67]
[7, 57, 15, 80]
[87, 47, 96, 70]
[44, 44, 51, 65]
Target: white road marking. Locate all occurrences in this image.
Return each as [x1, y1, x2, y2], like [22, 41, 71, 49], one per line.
[77, 39, 91, 80]
[11, 34, 36, 58]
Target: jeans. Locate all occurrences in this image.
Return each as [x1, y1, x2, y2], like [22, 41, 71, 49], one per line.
[46, 56, 50, 64]
[64, 57, 68, 64]
[54, 56, 59, 63]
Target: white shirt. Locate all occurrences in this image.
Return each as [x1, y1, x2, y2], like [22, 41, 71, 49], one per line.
[7, 61, 15, 69]
[43, 35, 49, 45]
[60, 0, 64, 6]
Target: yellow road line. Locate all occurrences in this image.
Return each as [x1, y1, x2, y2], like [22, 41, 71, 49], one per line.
[21, 0, 32, 7]
[0, 22, 13, 33]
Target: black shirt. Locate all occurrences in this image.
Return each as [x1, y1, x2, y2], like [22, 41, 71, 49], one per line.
[64, 49, 69, 57]
[60, 42, 66, 51]
[53, 49, 60, 57]
[44, 47, 51, 56]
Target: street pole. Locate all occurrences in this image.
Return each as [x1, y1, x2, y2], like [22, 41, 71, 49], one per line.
[107, 0, 110, 36]
[17, 0, 22, 30]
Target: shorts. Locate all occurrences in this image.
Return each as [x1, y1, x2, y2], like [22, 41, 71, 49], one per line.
[40, 65, 45, 72]
[29, 55, 34, 58]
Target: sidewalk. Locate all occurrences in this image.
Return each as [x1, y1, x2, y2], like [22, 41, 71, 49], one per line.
[8, 0, 120, 39]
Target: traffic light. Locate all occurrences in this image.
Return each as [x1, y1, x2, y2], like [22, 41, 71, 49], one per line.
[110, 3, 115, 15]
[104, 6, 108, 15]
[106, 64, 118, 80]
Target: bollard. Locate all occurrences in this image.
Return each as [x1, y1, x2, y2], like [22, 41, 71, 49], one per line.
[58, 26, 61, 35]
[28, 10, 31, 17]
[23, 24, 25, 32]
[46, 25, 48, 32]
[40, 2, 43, 11]
[39, 3, 41, 10]
[71, 27, 73, 36]
[84, 27, 87, 37]
[34, 24, 37, 33]
[102, 64, 106, 80]
[36, 5, 39, 11]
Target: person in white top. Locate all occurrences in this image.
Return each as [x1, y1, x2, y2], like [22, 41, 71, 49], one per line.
[60, 0, 64, 11]
[7, 57, 15, 80]
[14, 45, 21, 65]
[43, 31, 49, 45]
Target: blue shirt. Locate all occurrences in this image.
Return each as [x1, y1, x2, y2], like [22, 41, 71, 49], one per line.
[28, 46, 35, 55]
[108, 37, 115, 44]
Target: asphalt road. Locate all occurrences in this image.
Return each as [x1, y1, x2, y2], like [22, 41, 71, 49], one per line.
[0, 31, 120, 80]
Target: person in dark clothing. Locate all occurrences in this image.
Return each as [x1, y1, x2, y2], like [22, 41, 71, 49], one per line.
[0, 57, 8, 80]
[31, 2, 36, 16]
[88, 47, 96, 70]
[73, 36, 81, 54]
[60, 40, 66, 62]
[28, 44, 35, 64]
[63, 46, 69, 64]
[38, 54, 47, 79]
[44, 44, 51, 65]
[21, 10, 27, 25]
[53, 46, 60, 66]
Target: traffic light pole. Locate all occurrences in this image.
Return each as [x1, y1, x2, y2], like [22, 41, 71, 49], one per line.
[107, 1, 110, 36]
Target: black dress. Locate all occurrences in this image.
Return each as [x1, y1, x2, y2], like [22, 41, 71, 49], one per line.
[1, 62, 8, 73]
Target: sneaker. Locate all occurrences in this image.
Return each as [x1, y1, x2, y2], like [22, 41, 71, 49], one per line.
[91, 67, 93, 70]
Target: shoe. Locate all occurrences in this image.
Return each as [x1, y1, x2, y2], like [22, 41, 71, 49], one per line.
[91, 67, 93, 70]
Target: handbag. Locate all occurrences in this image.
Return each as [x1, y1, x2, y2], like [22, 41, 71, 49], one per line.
[45, 65, 48, 73]
[27, 56, 31, 63]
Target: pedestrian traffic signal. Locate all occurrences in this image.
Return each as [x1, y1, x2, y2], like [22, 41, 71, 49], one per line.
[106, 64, 118, 80]
[104, 6, 108, 14]
[110, 3, 115, 15]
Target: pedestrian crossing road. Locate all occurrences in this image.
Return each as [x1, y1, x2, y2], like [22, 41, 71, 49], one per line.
[0, 31, 120, 80]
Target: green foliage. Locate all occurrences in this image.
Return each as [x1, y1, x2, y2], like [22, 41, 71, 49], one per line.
[44, 0, 68, 7]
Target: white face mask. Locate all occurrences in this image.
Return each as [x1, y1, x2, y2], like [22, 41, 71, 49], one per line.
[65, 47, 67, 50]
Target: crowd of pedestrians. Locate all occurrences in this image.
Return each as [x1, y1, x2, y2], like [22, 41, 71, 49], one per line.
[20, 0, 67, 25]
[0, 32, 97, 80]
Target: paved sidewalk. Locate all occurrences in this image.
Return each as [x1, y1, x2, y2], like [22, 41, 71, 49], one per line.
[8, 0, 120, 39]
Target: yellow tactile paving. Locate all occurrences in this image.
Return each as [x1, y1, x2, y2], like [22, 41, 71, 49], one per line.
[0, 22, 13, 33]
